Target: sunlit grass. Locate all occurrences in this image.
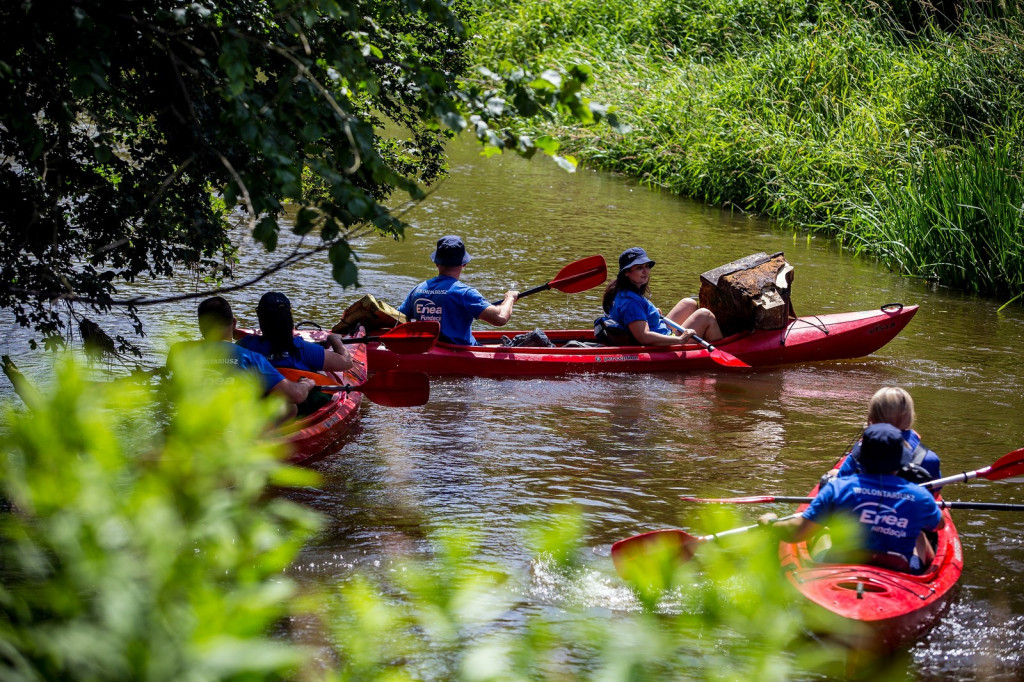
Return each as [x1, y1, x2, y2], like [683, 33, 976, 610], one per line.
[466, 0, 1024, 304]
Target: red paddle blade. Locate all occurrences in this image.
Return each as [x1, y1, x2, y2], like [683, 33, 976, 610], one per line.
[611, 528, 700, 580]
[376, 321, 439, 355]
[548, 255, 607, 294]
[981, 446, 1024, 481]
[709, 348, 751, 368]
[358, 370, 430, 408]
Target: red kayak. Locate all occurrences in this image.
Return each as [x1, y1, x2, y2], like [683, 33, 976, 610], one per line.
[267, 331, 368, 464]
[778, 480, 963, 651]
[370, 304, 917, 377]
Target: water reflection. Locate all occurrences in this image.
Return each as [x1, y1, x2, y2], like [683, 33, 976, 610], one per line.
[2, 133, 1024, 676]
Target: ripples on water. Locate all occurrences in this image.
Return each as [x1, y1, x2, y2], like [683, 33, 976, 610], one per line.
[3, 136, 1024, 676]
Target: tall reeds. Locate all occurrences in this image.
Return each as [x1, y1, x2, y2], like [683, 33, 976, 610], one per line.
[467, 0, 1024, 304]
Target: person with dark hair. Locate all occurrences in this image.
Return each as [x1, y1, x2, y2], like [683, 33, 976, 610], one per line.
[602, 247, 722, 346]
[174, 296, 316, 419]
[398, 235, 518, 346]
[237, 292, 353, 373]
[759, 423, 945, 574]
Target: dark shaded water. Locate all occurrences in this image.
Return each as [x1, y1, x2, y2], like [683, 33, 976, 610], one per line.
[3, 137, 1024, 677]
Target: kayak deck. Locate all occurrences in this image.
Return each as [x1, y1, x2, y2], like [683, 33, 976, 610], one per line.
[370, 304, 918, 377]
[779, 488, 962, 650]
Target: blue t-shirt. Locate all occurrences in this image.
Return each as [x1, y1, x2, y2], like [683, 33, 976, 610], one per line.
[609, 290, 670, 336]
[237, 335, 326, 372]
[399, 275, 491, 346]
[168, 340, 285, 394]
[804, 474, 943, 563]
[838, 429, 941, 482]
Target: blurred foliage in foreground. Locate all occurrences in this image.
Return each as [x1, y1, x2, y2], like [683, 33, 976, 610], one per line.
[2, 358, 894, 679]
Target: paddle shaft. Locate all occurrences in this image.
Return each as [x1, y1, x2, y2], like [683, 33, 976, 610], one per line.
[662, 317, 716, 353]
[682, 495, 1024, 512]
[698, 513, 800, 542]
[661, 316, 751, 368]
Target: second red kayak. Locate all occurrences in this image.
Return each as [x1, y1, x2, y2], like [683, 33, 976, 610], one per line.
[778, 480, 963, 651]
[371, 304, 917, 377]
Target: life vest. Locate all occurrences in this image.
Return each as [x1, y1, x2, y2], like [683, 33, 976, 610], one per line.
[898, 443, 934, 485]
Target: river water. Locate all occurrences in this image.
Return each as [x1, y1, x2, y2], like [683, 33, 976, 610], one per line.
[3, 137, 1024, 677]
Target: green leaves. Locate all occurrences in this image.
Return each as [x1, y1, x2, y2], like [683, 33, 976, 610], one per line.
[329, 241, 360, 287]
[0, 355, 320, 680]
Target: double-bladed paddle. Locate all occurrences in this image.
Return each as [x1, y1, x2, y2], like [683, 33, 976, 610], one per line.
[339, 321, 439, 355]
[679, 496, 1024, 512]
[312, 370, 430, 408]
[661, 316, 750, 368]
[611, 514, 800, 576]
[677, 445, 1024, 505]
[612, 446, 1024, 577]
[295, 321, 439, 355]
[490, 255, 607, 305]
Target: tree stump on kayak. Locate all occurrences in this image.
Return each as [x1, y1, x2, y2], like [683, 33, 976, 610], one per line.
[698, 252, 794, 337]
[332, 294, 406, 335]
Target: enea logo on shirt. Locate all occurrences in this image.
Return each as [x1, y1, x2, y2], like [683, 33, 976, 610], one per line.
[853, 501, 910, 539]
[414, 297, 443, 321]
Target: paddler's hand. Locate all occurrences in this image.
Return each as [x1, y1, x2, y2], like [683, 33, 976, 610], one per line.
[757, 513, 779, 527]
[504, 290, 519, 303]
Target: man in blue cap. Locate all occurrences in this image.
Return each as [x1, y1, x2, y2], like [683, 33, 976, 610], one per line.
[759, 423, 945, 573]
[398, 236, 518, 346]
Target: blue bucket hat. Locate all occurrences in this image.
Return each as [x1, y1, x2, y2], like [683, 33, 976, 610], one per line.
[859, 423, 905, 474]
[431, 235, 472, 266]
[618, 247, 656, 275]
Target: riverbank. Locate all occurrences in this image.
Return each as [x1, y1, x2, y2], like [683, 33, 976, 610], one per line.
[467, 0, 1024, 304]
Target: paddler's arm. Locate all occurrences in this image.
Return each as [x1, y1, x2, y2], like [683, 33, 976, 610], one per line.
[478, 290, 518, 326]
[270, 376, 315, 404]
[322, 333, 354, 372]
[627, 320, 693, 346]
[758, 512, 822, 544]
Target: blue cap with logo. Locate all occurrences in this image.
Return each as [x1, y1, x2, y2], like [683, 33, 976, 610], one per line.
[618, 247, 656, 275]
[431, 235, 472, 266]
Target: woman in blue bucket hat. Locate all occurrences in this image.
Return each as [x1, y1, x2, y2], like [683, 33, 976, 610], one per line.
[600, 247, 723, 346]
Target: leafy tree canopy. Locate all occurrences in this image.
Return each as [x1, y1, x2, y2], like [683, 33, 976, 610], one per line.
[0, 0, 623, 353]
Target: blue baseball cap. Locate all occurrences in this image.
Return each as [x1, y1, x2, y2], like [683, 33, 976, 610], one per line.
[257, 291, 291, 312]
[618, 247, 655, 275]
[859, 423, 904, 474]
[431, 235, 472, 266]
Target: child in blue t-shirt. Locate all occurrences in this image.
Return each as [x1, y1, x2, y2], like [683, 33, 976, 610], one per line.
[760, 423, 944, 574]
[399, 235, 518, 346]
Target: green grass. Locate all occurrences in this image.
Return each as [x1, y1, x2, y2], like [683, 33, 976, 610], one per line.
[467, 0, 1024, 303]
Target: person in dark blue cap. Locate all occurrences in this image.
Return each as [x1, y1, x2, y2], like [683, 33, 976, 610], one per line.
[600, 246, 722, 346]
[398, 236, 518, 345]
[759, 423, 944, 574]
[237, 291, 353, 373]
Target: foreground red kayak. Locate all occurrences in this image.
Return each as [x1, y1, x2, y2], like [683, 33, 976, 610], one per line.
[778, 483, 963, 651]
[371, 304, 917, 377]
[273, 332, 368, 464]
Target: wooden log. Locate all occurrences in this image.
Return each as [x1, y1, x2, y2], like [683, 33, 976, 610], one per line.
[698, 252, 794, 337]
